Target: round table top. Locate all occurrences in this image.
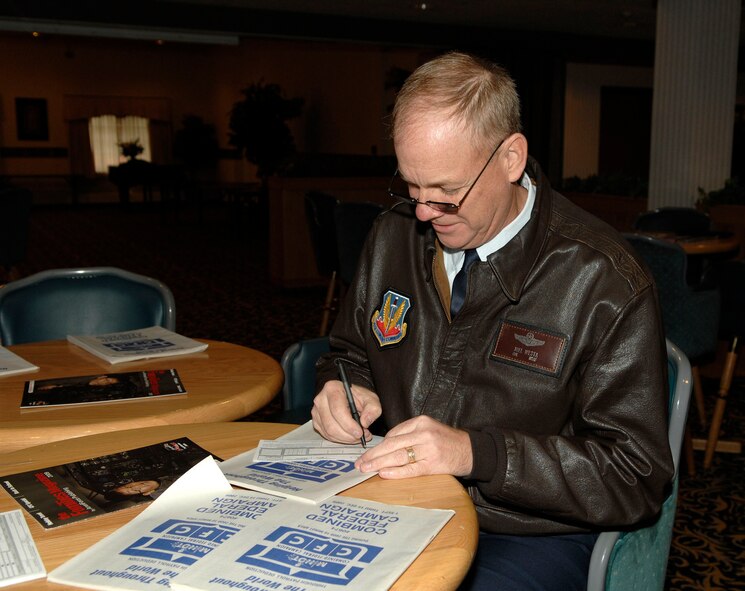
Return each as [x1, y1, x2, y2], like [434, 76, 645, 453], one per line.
[0, 422, 478, 591]
[637, 231, 741, 255]
[0, 340, 283, 453]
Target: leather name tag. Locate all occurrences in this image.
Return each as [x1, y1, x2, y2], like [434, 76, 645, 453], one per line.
[491, 320, 568, 376]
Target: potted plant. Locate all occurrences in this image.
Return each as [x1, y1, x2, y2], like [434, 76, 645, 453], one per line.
[228, 81, 304, 189]
[697, 178, 745, 258]
[118, 140, 144, 161]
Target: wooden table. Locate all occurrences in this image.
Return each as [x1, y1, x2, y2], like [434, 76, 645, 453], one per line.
[0, 422, 478, 591]
[638, 230, 741, 255]
[673, 232, 741, 255]
[0, 340, 283, 453]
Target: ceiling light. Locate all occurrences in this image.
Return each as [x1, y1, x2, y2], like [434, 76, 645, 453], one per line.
[0, 18, 240, 45]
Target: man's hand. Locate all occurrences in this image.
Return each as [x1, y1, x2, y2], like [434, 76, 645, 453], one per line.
[312, 380, 382, 444]
[355, 415, 473, 479]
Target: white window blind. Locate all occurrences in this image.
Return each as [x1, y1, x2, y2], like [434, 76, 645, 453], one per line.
[88, 115, 152, 173]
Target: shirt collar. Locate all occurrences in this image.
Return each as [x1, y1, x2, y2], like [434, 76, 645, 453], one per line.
[444, 172, 536, 281]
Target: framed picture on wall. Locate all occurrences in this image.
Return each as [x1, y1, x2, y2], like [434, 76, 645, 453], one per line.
[16, 97, 49, 141]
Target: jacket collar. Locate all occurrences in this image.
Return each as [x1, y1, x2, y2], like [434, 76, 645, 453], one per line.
[423, 156, 553, 303]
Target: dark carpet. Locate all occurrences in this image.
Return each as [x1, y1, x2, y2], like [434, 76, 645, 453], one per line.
[12, 200, 745, 590]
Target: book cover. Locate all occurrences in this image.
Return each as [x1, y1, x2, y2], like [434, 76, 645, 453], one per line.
[20, 368, 185, 408]
[67, 326, 208, 364]
[0, 346, 39, 378]
[0, 438, 219, 529]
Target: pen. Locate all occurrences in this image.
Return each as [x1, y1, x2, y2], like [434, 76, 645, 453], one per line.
[335, 359, 367, 448]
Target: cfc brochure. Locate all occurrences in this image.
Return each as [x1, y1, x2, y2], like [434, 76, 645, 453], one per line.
[220, 421, 384, 504]
[49, 457, 454, 591]
[67, 326, 208, 364]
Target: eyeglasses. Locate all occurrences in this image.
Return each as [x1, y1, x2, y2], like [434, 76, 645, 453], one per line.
[387, 137, 505, 213]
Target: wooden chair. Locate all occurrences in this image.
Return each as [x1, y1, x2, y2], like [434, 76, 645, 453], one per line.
[698, 259, 745, 468]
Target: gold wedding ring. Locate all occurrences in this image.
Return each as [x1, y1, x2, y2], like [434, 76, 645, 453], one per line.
[406, 446, 416, 464]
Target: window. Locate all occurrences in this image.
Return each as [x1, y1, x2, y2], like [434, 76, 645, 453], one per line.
[88, 115, 152, 173]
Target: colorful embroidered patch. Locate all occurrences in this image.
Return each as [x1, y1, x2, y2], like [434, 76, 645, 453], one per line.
[490, 319, 569, 376]
[371, 290, 411, 347]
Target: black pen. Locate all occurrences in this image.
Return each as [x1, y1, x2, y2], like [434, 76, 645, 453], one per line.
[335, 359, 367, 448]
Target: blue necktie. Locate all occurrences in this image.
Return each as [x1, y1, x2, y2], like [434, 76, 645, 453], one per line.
[450, 249, 479, 318]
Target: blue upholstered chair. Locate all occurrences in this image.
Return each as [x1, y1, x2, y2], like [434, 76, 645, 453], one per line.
[633, 207, 711, 236]
[0, 187, 32, 283]
[623, 233, 719, 435]
[0, 267, 176, 346]
[305, 191, 341, 336]
[587, 339, 692, 591]
[333, 201, 384, 285]
[274, 336, 330, 424]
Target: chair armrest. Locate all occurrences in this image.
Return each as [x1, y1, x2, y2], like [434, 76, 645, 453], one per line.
[587, 531, 620, 591]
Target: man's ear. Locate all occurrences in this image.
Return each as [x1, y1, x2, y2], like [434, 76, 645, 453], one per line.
[502, 133, 528, 183]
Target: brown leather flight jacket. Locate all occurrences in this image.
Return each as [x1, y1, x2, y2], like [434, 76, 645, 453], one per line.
[317, 158, 674, 535]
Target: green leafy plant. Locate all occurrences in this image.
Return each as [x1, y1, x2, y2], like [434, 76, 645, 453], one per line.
[118, 140, 144, 160]
[560, 173, 647, 198]
[696, 177, 745, 211]
[228, 81, 304, 183]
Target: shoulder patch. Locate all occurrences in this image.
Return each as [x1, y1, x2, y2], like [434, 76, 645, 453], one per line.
[371, 290, 411, 348]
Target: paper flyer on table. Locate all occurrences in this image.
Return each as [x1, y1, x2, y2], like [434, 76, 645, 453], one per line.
[0, 509, 46, 587]
[67, 326, 208, 364]
[47, 457, 289, 591]
[0, 346, 39, 378]
[220, 421, 383, 504]
[171, 495, 454, 591]
[49, 454, 455, 591]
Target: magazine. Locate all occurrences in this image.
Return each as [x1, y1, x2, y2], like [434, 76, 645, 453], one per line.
[20, 368, 185, 408]
[0, 346, 39, 378]
[0, 437, 218, 529]
[67, 326, 208, 364]
[48, 457, 454, 591]
[220, 421, 383, 504]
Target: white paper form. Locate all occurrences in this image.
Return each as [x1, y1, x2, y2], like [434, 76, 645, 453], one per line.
[0, 509, 46, 588]
[221, 421, 380, 504]
[254, 435, 382, 462]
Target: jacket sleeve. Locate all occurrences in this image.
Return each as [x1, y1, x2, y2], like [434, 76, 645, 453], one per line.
[467, 286, 675, 529]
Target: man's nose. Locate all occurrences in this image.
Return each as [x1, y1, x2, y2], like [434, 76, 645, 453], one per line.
[414, 201, 439, 222]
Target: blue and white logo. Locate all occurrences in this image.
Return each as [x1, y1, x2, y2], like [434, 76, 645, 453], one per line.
[238, 526, 382, 585]
[120, 519, 239, 565]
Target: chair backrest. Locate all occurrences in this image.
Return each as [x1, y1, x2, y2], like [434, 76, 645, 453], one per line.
[304, 191, 340, 278]
[587, 339, 693, 591]
[633, 207, 711, 235]
[0, 187, 32, 268]
[333, 201, 384, 285]
[701, 259, 745, 339]
[624, 233, 719, 360]
[0, 267, 176, 346]
[278, 336, 330, 423]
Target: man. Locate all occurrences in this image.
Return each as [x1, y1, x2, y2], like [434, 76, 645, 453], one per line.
[311, 51, 673, 590]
